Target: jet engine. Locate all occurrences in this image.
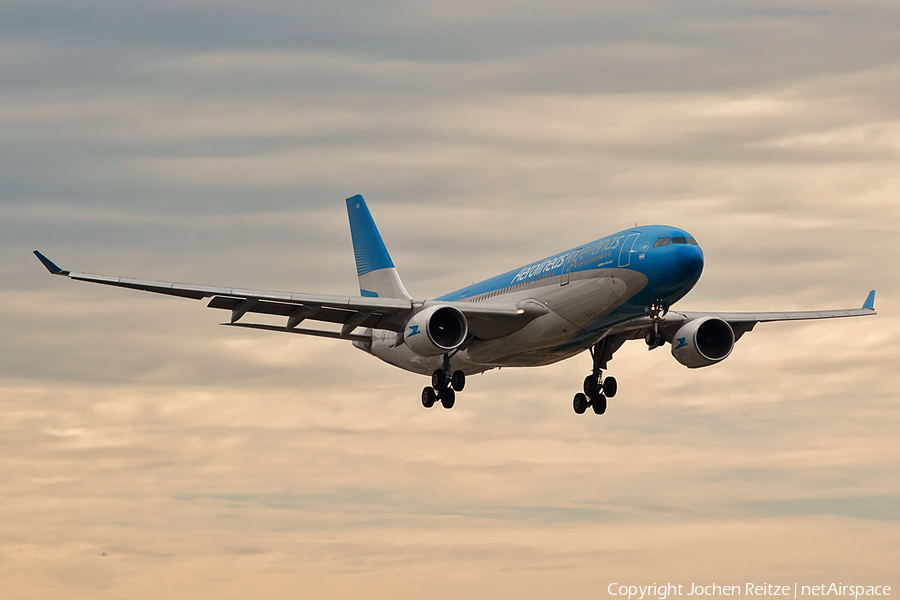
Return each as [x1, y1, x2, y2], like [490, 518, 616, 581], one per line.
[671, 316, 735, 368]
[404, 305, 468, 356]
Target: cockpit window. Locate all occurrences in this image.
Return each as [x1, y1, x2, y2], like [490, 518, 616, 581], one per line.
[655, 236, 698, 247]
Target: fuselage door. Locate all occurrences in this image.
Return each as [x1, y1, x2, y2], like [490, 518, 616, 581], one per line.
[618, 234, 640, 268]
[560, 248, 582, 286]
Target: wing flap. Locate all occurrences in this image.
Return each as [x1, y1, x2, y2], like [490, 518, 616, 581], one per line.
[207, 296, 394, 330]
[225, 322, 372, 343]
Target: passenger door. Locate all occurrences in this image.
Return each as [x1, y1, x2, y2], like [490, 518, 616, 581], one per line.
[618, 234, 640, 268]
[560, 248, 582, 286]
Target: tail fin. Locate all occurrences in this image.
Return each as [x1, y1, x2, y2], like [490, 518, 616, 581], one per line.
[345, 194, 412, 300]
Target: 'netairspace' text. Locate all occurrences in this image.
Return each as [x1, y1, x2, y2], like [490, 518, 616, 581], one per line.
[608, 584, 892, 600]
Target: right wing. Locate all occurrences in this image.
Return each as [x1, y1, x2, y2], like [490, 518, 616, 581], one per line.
[34, 251, 545, 342]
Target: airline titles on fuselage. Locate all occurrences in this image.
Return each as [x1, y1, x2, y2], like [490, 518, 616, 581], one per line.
[510, 234, 629, 284]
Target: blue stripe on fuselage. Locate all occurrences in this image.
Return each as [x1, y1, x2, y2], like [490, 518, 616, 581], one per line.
[435, 225, 703, 309]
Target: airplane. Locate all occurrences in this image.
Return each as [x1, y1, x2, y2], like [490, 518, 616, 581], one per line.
[34, 194, 876, 415]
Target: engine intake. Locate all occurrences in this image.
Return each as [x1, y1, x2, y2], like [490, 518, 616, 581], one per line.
[404, 305, 468, 357]
[671, 316, 735, 368]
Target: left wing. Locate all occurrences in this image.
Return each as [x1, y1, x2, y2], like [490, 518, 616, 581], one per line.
[33, 251, 545, 341]
[665, 289, 876, 340]
[590, 291, 877, 368]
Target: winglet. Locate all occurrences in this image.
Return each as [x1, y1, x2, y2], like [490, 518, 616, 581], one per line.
[33, 250, 69, 276]
[862, 290, 876, 311]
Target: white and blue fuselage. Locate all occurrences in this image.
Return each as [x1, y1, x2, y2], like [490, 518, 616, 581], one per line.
[364, 224, 704, 375]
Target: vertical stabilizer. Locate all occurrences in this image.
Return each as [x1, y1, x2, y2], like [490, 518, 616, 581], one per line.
[345, 195, 412, 300]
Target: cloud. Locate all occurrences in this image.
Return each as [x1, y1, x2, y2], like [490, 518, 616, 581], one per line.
[2, 0, 900, 597]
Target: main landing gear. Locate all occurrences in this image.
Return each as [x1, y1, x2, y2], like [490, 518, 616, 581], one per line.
[573, 373, 617, 415]
[573, 341, 617, 416]
[422, 354, 466, 409]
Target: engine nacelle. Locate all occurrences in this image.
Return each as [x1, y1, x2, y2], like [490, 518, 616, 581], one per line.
[671, 316, 735, 368]
[404, 305, 468, 357]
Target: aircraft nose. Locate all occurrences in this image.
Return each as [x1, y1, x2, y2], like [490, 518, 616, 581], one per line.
[676, 243, 704, 278]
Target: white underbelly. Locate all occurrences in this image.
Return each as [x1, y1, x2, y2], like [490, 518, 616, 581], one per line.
[363, 268, 647, 374]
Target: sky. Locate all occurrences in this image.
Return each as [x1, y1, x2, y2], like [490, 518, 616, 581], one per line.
[2, 1, 899, 598]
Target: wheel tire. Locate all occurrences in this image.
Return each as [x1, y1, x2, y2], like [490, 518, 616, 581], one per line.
[422, 387, 436, 408]
[645, 331, 657, 347]
[583, 375, 599, 397]
[451, 370, 466, 392]
[573, 393, 588, 414]
[592, 393, 607, 415]
[603, 376, 617, 398]
[440, 388, 456, 409]
[431, 369, 447, 390]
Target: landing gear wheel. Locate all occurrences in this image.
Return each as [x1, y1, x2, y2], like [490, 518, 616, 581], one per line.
[583, 375, 599, 397]
[451, 370, 466, 392]
[573, 393, 588, 415]
[591, 394, 607, 415]
[422, 387, 436, 408]
[603, 377, 617, 399]
[645, 331, 667, 349]
[431, 369, 447, 390]
[439, 388, 456, 409]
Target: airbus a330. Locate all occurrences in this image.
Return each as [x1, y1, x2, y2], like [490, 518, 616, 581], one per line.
[35, 195, 876, 415]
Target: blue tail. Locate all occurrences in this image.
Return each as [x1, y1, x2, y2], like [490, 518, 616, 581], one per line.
[345, 195, 411, 299]
[346, 195, 395, 277]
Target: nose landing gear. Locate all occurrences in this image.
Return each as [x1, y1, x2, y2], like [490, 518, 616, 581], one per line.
[645, 303, 669, 349]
